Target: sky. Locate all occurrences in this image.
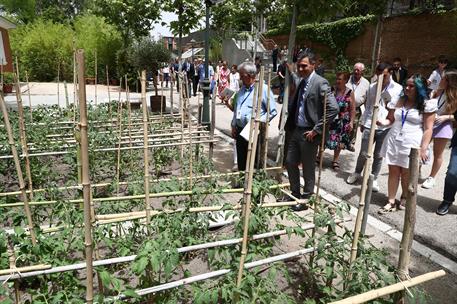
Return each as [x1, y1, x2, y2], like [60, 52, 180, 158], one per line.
[150, 12, 177, 40]
[150, 12, 205, 40]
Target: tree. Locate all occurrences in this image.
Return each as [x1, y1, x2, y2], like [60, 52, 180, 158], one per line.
[0, 0, 37, 24]
[92, 0, 161, 44]
[161, 0, 202, 59]
[129, 37, 171, 95]
[0, 0, 92, 24]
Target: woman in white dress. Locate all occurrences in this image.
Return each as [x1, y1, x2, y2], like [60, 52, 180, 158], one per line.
[379, 75, 436, 212]
[422, 70, 457, 189]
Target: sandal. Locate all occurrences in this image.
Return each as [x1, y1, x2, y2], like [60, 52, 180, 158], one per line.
[397, 197, 407, 210]
[379, 202, 396, 214]
[332, 161, 340, 170]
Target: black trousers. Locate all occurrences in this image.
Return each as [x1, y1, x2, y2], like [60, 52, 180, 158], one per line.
[192, 76, 199, 96]
[286, 128, 319, 196]
[272, 56, 277, 72]
[235, 124, 265, 171]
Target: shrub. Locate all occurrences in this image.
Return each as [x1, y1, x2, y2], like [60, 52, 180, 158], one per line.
[10, 19, 74, 82]
[74, 14, 123, 81]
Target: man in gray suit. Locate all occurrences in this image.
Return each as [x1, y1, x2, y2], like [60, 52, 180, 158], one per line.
[283, 51, 339, 211]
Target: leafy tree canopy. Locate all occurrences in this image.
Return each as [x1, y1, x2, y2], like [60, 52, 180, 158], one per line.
[92, 0, 161, 44]
[0, 0, 92, 24]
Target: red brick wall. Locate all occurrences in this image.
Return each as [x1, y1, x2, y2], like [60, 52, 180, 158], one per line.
[267, 12, 457, 75]
[1, 28, 13, 73]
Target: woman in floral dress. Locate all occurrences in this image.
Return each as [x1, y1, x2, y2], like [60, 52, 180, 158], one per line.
[326, 72, 355, 170]
[217, 61, 230, 101]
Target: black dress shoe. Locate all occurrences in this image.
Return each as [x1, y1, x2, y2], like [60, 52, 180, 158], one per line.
[301, 192, 313, 199]
[291, 203, 308, 212]
[436, 201, 452, 215]
[277, 193, 299, 202]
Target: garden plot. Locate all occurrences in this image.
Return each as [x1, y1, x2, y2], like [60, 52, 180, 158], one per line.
[0, 61, 442, 304]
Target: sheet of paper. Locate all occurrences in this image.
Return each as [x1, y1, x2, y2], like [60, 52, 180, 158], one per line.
[240, 121, 251, 141]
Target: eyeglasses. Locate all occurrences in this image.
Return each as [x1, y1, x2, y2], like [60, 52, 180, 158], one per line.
[297, 64, 308, 69]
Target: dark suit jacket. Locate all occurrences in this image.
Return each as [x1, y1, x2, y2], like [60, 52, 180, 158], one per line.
[285, 73, 339, 141]
[392, 67, 408, 86]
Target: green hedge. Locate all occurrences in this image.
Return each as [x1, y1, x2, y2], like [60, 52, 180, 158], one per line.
[10, 14, 123, 82]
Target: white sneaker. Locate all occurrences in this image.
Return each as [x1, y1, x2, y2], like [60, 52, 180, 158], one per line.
[372, 180, 379, 192]
[421, 176, 435, 189]
[346, 173, 360, 184]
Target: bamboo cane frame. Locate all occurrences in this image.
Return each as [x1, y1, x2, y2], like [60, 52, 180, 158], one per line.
[329, 270, 446, 304]
[0, 166, 282, 198]
[236, 68, 264, 286]
[0, 94, 37, 245]
[25, 71, 32, 122]
[0, 182, 290, 209]
[76, 49, 94, 304]
[14, 72, 34, 201]
[350, 79, 384, 263]
[0, 220, 348, 282]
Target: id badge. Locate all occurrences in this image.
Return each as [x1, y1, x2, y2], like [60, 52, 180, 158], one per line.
[236, 109, 241, 119]
[381, 90, 391, 102]
[396, 131, 405, 141]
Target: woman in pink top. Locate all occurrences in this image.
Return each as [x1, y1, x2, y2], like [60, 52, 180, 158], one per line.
[217, 61, 230, 101]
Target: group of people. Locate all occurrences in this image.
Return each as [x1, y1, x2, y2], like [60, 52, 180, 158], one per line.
[222, 51, 457, 216]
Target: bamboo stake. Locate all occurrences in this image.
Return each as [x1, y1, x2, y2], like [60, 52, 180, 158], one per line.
[0, 94, 36, 244]
[14, 72, 34, 201]
[330, 270, 446, 304]
[0, 264, 52, 276]
[161, 71, 165, 120]
[64, 81, 69, 108]
[125, 75, 133, 166]
[76, 49, 94, 304]
[395, 148, 419, 303]
[115, 93, 124, 193]
[208, 74, 217, 160]
[140, 70, 152, 231]
[263, 69, 272, 169]
[106, 65, 111, 119]
[350, 78, 384, 263]
[170, 72, 174, 115]
[1, 58, 3, 87]
[25, 71, 32, 122]
[7, 237, 20, 303]
[73, 49, 78, 124]
[94, 50, 97, 105]
[15, 56, 20, 80]
[57, 62, 60, 107]
[309, 92, 329, 266]
[236, 67, 263, 286]
[184, 74, 193, 187]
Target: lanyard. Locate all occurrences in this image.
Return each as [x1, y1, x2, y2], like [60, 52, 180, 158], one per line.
[437, 92, 445, 110]
[238, 85, 254, 111]
[401, 108, 409, 128]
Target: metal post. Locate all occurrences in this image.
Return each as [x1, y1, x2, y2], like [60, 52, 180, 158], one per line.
[202, 1, 211, 129]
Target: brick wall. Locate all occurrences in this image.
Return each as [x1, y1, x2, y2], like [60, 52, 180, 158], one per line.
[267, 12, 457, 75]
